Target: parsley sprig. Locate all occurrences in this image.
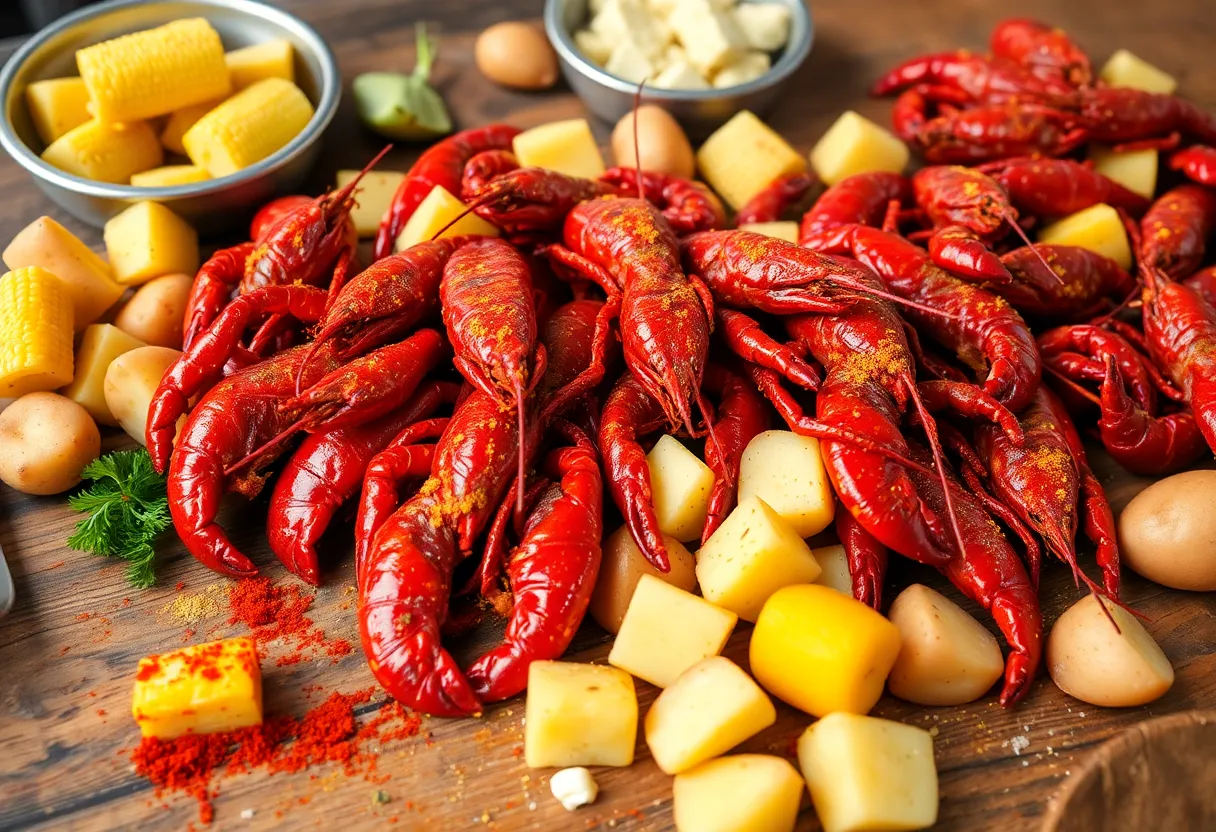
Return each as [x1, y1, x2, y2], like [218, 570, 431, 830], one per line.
[67, 449, 170, 588]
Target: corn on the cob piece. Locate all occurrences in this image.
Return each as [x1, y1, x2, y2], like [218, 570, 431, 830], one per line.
[226, 39, 295, 90]
[183, 78, 313, 177]
[41, 118, 163, 184]
[25, 77, 92, 145]
[130, 164, 210, 188]
[159, 99, 222, 156]
[76, 18, 231, 123]
[131, 637, 263, 740]
[696, 110, 807, 209]
[0, 266, 75, 397]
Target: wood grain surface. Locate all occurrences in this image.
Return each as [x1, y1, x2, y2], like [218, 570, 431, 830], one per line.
[2, 0, 1215, 830]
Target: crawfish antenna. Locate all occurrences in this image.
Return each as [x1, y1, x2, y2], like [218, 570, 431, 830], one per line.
[904, 374, 969, 562]
[1003, 205, 1061, 284]
[334, 145, 393, 207]
[633, 80, 646, 200]
[513, 373, 526, 515]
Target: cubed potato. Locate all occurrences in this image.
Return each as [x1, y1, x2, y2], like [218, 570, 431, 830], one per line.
[645, 656, 775, 774]
[609, 574, 737, 687]
[112, 274, 193, 349]
[225, 39, 295, 90]
[647, 434, 715, 541]
[713, 51, 772, 89]
[654, 60, 711, 90]
[669, 0, 749, 76]
[813, 544, 852, 596]
[738, 429, 834, 537]
[1098, 49, 1177, 94]
[103, 202, 199, 286]
[737, 221, 800, 243]
[132, 637, 263, 740]
[1046, 593, 1174, 707]
[673, 755, 805, 832]
[60, 324, 146, 425]
[1037, 203, 1132, 269]
[590, 525, 697, 633]
[886, 584, 1004, 706]
[25, 77, 92, 145]
[104, 346, 183, 445]
[591, 0, 670, 59]
[605, 38, 662, 86]
[160, 100, 220, 156]
[3, 216, 124, 330]
[394, 185, 500, 252]
[810, 110, 910, 187]
[129, 164, 210, 188]
[336, 169, 406, 238]
[513, 119, 606, 179]
[525, 661, 637, 768]
[41, 119, 163, 184]
[750, 583, 901, 716]
[697, 111, 806, 209]
[798, 713, 938, 832]
[1089, 145, 1158, 201]
[696, 496, 821, 622]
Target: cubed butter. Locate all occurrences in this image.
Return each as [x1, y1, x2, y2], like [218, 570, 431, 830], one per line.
[750, 583, 901, 716]
[712, 51, 771, 89]
[813, 544, 852, 596]
[673, 754, 805, 832]
[103, 202, 199, 285]
[797, 713, 938, 832]
[647, 434, 714, 541]
[60, 324, 146, 425]
[605, 39, 662, 86]
[1037, 203, 1132, 270]
[887, 584, 1004, 706]
[609, 574, 737, 687]
[337, 169, 407, 238]
[574, 29, 614, 66]
[738, 221, 800, 243]
[25, 77, 92, 145]
[810, 110, 910, 187]
[733, 2, 792, 52]
[696, 496, 821, 622]
[591, 0, 670, 59]
[525, 661, 637, 768]
[644, 656, 776, 774]
[1089, 145, 1158, 201]
[225, 39, 295, 90]
[1099, 49, 1177, 94]
[513, 119, 606, 179]
[654, 60, 711, 90]
[590, 525, 698, 634]
[131, 636, 263, 740]
[738, 429, 835, 537]
[697, 111, 807, 209]
[669, 0, 749, 76]
[394, 185, 500, 252]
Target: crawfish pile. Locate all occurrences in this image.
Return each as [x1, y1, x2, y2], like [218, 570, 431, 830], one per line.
[150, 17, 1216, 716]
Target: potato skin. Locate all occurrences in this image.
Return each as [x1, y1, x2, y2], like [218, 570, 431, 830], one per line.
[1118, 470, 1216, 591]
[611, 105, 696, 180]
[103, 346, 182, 445]
[113, 273, 192, 349]
[0, 392, 100, 495]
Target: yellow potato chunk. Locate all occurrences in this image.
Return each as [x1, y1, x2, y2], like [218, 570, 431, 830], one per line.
[525, 661, 637, 768]
[513, 119, 606, 179]
[737, 221, 800, 243]
[750, 583, 900, 716]
[645, 656, 776, 774]
[810, 110, 909, 187]
[1046, 593, 1174, 707]
[160, 100, 220, 156]
[738, 429, 835, 537]
[25, 77, 92, 145]
[104, 346, 183, 445]
[2, 216, 123, 330]
[590, 525, 697, 634]
[394, 185, 500, 252]
[1089, 145, 1158, 201]
[798, 713, 938, 832]
[813, 544, 852, 596]
[132, 637, 263, 740]
[225, 39, 295, 90]
[609, 574, 737, 687]
[103, 201, 199, 286]
[337, 169, 406, 238]
[696, 496, 821, 622]
[887, 584, 1004, 706]
[1037, 203, 1132, 269]
[60, 324, 146, 425]
[41, 118, 163, 184]
[1099, 48, 1177, 94]
[130, 164, 210, 188]
[647, 434, 714, 541]
[696, 110, 806, 209]
[673, 755, 805, 832]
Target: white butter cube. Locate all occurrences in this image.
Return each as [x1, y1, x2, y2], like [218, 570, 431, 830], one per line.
[1089, 145, 1158, 200]
[654, 60, 711, 90]
[669, 0, 749, 76]
[550, 767, 599, 811]
[738, 221, 800, 243]
[673, 755, 805, 832]
[738, 430, 835, 537]
[797, 713, 939, 832]
[734, 3, 791, 51]
[574, 29, 614, 65]
[525, 661, 638, 768]
[648, 0, 680, 14]
[606, 39, 662, 85]
[811, 110, 910, 187]
[513, 119, 606, 179]
[813, 544, 852, 595]
[713, 51, 771, 88]
[609, 574, 737, 687]
[647, 434, 715, 541]
[592, 0, 671, 59]
[1099, 49, 1177, 95]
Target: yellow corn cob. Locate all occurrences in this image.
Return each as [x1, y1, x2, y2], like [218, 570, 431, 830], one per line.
[225, 39, 295, 90]
[159, 99, 222, 155]
[183, 78, 313, 177]
[76, 18, 231, 123]
[0, 266, 75, 397]
[130, 164, 210, 187]
[25, 77, 92, 145]
[41, 118, 163, 183]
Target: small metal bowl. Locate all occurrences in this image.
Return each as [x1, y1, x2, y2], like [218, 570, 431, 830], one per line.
[544, 0, 813, 136]
[0, 0, 340, 232]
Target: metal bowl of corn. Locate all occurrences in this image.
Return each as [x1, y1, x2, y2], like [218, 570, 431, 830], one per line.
[0, 0, 340, 232]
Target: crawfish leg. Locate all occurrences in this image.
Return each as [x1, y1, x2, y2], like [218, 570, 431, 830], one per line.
[183, 242, 256, 351]
[928, 224, 1013, 284]
[917, 379, 1024, 442]
[1078, 461, 1122, 596]
[701, 364, 770, 543]
[835, 507, 887, 610]
[717, 309, 820, 390]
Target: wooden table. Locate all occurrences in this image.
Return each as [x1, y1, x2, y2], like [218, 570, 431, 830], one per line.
[3, 0, 1216, 829]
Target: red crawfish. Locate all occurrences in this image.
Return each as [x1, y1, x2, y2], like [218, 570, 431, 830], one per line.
[734, 172, 817, 226]
[996, 244, 1135, 320]
[835, 507, 888, 610]
[374, 124, 521, 259]
[908, 165, 1018, 283]
[716, 308, 821, 391]
[799, 171, 911, 240]
[904, 95, 1088, 164]
[871, 49, 1078, 104]
[460, 149, 520, 199]
[1171, 144, 1216, 186]
[1185, 265, 1216, 306]
[1139, 184, 1216, 280]
[1079, 86, 1216, 147]
[990, 18, 1093, 87]
[600, 167, 727, 234]
[977, 156, 1149, 218]
[249, 194, 314, 241]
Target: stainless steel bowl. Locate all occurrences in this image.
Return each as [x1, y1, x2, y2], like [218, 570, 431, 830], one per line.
[544, 0, 812, 136]
[0, 0, 340, 232]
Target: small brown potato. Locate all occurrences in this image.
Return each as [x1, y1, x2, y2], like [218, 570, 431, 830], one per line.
[112, 273, 193, 349]
[103, 346, 183, 445]
[1118, 469, 1216, 590]
[475, 22, 559, 90]
[589, 525, 698, 634]
[0, 392, 100, 495]
[611, 105, 695, 179]
[1047, 593, 1174, 707]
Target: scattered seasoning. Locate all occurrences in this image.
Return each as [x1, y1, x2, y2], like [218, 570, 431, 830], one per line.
[48, 560, 65, 570]
[372, 790, 391, 806]
[161, 583, 227, 626]
[226, 578, 352, 665]
[176, 582, 186, 592]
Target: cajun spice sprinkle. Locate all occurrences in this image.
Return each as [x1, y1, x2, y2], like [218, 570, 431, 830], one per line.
[131, 689, 423, 825]
[226, 578, 353, 665]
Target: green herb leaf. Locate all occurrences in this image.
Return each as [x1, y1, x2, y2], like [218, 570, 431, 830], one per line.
[352, 23, 452, 140]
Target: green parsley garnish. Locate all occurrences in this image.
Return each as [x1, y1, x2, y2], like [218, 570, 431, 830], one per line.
[67, 449, 170, 588]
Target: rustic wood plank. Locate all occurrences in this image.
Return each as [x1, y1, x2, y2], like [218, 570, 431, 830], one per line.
[2, 0, 1216, 830]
